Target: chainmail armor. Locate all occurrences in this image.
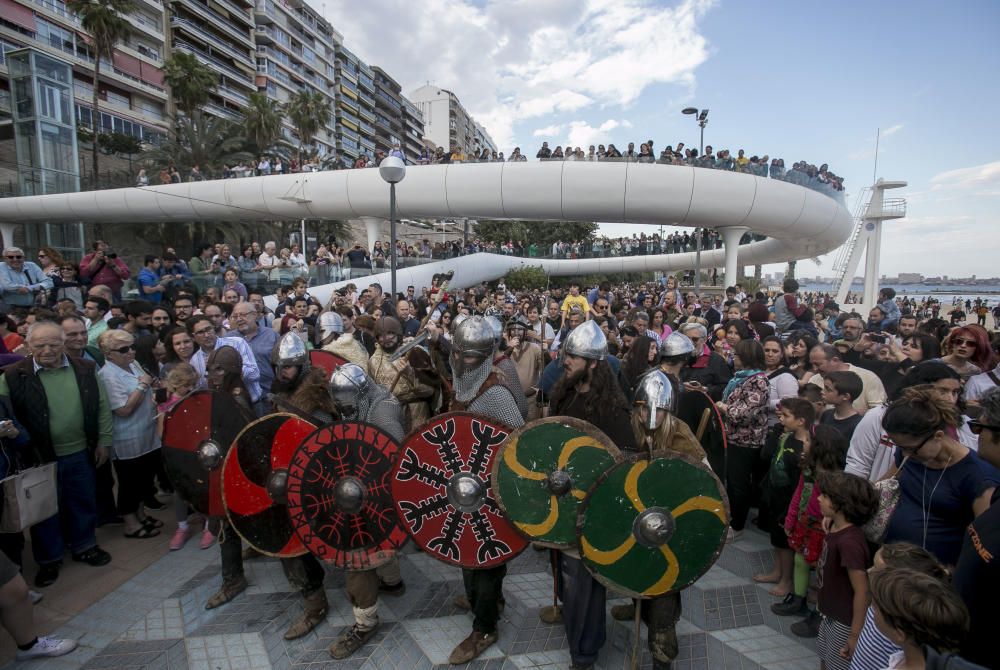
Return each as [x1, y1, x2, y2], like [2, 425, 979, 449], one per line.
[494, 356, 529, 420]
[352, 385, 406, 442]
[453, 356, 492, 403]
[466, 385, 524, 430]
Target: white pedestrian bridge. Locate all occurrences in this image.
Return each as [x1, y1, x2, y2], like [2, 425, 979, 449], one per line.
[0, 161, 851, 305]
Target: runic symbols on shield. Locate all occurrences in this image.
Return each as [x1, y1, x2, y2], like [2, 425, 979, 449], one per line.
[286, 422, 408, 569]
[391, 412, 528, 569]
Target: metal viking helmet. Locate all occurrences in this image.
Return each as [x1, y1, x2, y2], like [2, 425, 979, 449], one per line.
[562, 319, 607, 361]
[328, 363, 371, 414]
[485, 315, 504, 346]
[318, 311, 344, 340]
[659, 332, 695, 359]
[452, 315, 496, 377]
[635, 370, 676, 430]
[276, 332, 309, 369]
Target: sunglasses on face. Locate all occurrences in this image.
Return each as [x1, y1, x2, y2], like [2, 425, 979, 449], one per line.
[5, 255, 23, 260]
[112, 344, 135, 354]
[952, 338, 976, 347]
[968, 420, 1000, 436]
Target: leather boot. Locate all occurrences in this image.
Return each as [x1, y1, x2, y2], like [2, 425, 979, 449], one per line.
[284, 589, 329, 640]
[205, 576, 247, 610]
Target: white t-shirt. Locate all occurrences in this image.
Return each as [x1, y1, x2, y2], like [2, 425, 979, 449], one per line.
[258, 251, 278, 279]
[808, 364, 886, 414]
[965, 365, 1000, 402]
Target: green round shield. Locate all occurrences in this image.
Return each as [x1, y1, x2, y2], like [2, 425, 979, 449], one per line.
[577, 453, 729, 598]
[491, 416, 622, 549]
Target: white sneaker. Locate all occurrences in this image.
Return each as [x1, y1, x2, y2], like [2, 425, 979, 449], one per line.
[16, 636, 78, 659]
[29, 589, 43, 605]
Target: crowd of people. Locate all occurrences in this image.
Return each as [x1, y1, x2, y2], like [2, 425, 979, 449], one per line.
[0, 232, 995, 668]
[133, 132, 845, 201]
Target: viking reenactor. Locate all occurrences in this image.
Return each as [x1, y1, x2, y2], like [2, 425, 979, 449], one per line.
[505, 315, 547, 421]
[485, 315, 530, 421]
[614, 369, 710, 669]
[447, 316, 524, 663]
[201, 339, 330, 640]
[323, 363, 408, 659]
[318, 310, 369, 368]
[547, 320, 638, 669]
[270, 332, 337, 422]
[368, 316, 435, 431]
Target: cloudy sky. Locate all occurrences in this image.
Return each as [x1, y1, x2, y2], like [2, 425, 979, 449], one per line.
[322, 0, 1000, 279]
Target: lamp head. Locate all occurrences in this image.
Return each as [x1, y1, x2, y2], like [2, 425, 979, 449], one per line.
[379, 156, 406, 184]
[681, 107, 698, 115]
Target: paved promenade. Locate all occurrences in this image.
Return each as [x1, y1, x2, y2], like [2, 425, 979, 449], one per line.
[1, 525, 819, 670]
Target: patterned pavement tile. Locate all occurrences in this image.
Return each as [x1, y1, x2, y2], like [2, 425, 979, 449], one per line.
[188, 592, 301, 637]
[79, 639, 187, 670]
[400, 579, 468, 619]
[184, 633, 271, 670]
[697, 584, 766, 631]
[121, 598, 186, 641]
[501, 571, 556, 611]
[711, 626, 815, 667]
[404, 614, 504, 665]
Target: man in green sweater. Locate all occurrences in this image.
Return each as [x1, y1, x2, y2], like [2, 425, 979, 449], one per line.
[0, 321, 114, 588]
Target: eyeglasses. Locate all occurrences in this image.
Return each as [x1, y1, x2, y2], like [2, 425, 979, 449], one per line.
[893, 432, 936, 454]
[968, 420, 1000, 435]
[112, 344, 135, 354]
[952, 338, 976, 347]
[37, 253, 47, 258]
[5, 255, 23, 260]
[192, 327, 215, 336]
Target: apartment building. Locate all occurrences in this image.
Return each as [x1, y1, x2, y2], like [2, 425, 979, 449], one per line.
[253, 0, 339, 158]
[0, 0, 169, 148]
[408, 83, 496, 157]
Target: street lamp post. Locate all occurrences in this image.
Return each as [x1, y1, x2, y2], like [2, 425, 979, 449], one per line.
[681, 107, 709, 155]
[379, 156, 406, 300]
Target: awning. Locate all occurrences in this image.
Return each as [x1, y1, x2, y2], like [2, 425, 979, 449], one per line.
[139, 62, 164, 88]
[75, 30, 93, 46]
[0, 0, 37, 32]
[112, 50, 143, 79]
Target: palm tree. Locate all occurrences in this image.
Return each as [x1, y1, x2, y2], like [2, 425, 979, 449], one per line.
[143, 113, 253, 179]
[243, 92, 284, 153]
[163, 52, 218, 118]
[286, 89, 330, 163]
[68, 0, 135, 183]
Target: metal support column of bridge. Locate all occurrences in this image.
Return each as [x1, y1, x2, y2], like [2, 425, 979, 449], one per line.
[719, 226, 749, 288]
[360, 216, 384, 252]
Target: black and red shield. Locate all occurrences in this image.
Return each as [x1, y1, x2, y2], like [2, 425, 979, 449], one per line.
[391, 412, 528, 569]
[676, 389, 728, 480]
[309, 350, 349, 376]
[286, 422, 407, 569]
[162, 390, 248, 517]
[222, 413, 317, 557]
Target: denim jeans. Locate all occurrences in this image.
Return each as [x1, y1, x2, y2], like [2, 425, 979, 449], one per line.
[30, 449, 99, 565]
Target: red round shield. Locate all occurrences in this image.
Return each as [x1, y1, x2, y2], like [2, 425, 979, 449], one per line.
[286, 422, 408, 569]
[391, 412, 527, 569]
[309, 350, 349, 376]
[162, 390, 249, 517]
[222, 414, 317, 557]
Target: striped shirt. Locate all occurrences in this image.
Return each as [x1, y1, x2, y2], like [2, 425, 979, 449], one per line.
[849, 607, 900, 670]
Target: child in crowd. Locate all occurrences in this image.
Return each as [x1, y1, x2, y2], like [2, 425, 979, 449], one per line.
[819, 371, 863, 441]
[869, 567, 978, 670]
[157, 364, 216, 551]
[774, 425, 848, 638]
[814, 471, 877, 670]
[754, 398, 815, 597]
[849, 543, 949, 670]
[798, 384, 827, 429]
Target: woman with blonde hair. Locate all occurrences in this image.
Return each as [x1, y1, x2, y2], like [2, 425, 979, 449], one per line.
[97, 329, 162, 539]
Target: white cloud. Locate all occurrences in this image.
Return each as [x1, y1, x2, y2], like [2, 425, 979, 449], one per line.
[565, 119, 625, 149]
[532, 124, 565, 137]
[930, 161, 1000, 191]
[320, 0, 716, 148]
[882, 124, 904, 136]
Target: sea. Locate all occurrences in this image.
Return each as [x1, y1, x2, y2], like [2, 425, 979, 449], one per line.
[799, 283, 1000, 306]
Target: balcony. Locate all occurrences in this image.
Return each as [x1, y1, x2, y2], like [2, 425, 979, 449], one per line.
[338, 96, 358, 115]
[174, 40, 253, 87]
[202, 0, 254, 28]
[358, 120, 375, 137]
[204, 100, 241, 121]
[217, 85, 249, 106]
[175, 2, 254, 47]
[171, 17, 252, 65]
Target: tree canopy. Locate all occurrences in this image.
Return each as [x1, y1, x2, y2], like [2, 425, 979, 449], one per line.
[474, 220, 598, 248]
